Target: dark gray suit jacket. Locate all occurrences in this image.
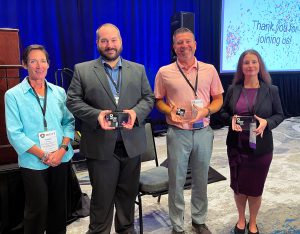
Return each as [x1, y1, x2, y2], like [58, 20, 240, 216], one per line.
[220, 82, 284, 155]
[66, 58, 154, 160]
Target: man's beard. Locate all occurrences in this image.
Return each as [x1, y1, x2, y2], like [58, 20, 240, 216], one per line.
[98, 46, 123, 62]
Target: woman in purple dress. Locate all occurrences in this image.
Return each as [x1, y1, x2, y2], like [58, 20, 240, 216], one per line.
[220, 50, 284, 234]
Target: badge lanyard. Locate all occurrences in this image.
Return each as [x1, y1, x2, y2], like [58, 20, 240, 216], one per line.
[242, 88, 259, 149]
[176, 61, 199, 98]
[104, 66, 122, 96]
[28, 78, 48, 131]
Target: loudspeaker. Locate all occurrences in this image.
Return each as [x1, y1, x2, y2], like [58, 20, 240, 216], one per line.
[170, 12, 195, 62]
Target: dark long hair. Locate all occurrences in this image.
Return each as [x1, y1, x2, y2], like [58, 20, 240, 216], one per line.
[232, 49, 271, 85]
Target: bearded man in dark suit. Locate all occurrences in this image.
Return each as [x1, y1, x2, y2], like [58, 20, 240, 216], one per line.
[67, 23, 154, 234]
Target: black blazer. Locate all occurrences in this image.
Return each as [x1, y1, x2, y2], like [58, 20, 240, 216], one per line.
[67, 58, 154, 160]
[220, 82, 284, 155]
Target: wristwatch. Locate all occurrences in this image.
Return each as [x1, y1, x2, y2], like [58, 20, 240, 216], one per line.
[206, 107, 211, 117]
[60, 144, 69, 151]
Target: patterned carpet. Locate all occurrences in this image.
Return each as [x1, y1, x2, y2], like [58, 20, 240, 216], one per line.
[67, 117, 300, 234]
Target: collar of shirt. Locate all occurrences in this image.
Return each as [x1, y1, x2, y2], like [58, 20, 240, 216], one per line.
[21, 77, 54, 94]
[177, 57, 198, 73]
[100, 57, 122, 70]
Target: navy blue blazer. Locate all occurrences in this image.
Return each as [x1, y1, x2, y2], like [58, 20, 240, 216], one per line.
[220, 82, 284, 155]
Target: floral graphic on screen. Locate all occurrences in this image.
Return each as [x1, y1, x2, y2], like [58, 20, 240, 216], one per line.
[226, 25, 241, 59]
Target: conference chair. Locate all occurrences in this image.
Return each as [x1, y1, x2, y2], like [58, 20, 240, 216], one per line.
[137, 122, 169, 234]
[54, 68, 86, 171]
[54, 67, 73, 88]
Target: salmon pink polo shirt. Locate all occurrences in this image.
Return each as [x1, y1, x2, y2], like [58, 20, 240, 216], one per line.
[154, 58, 224, 130]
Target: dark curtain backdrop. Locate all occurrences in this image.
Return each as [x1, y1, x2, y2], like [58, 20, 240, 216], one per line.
[1, 0, 299, 128]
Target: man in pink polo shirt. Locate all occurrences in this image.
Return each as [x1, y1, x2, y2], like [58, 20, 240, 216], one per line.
[154, 27, 224, 234]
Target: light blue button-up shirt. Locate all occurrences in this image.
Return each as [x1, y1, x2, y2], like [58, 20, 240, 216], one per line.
[101, 57, 122, 99]
[5, 77, 75, 170]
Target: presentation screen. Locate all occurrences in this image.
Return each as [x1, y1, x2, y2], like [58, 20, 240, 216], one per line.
[220, 0, 300, 73]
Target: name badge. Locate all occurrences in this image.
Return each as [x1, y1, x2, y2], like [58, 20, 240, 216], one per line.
[38, 130, 58, 153]
[191, 99, 203, 108]
[191, 98, 204, 129]
[249, 122, 257, 149]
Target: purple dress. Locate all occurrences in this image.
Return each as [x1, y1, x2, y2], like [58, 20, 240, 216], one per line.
[228, 88, 272, 197]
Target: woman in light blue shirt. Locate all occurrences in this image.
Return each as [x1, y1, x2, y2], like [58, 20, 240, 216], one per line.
[5, 44, 75, 234]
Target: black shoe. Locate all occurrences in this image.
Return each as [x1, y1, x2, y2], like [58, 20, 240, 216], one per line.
[234, 219, 246, 234]
[192, 222, 212, 234]
[172, 229, 185, 234]
[247, 223, 259, 234]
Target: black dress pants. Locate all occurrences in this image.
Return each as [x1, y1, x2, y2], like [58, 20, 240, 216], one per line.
[86, 142, 141, 234]
[21, 162, 69, 234]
